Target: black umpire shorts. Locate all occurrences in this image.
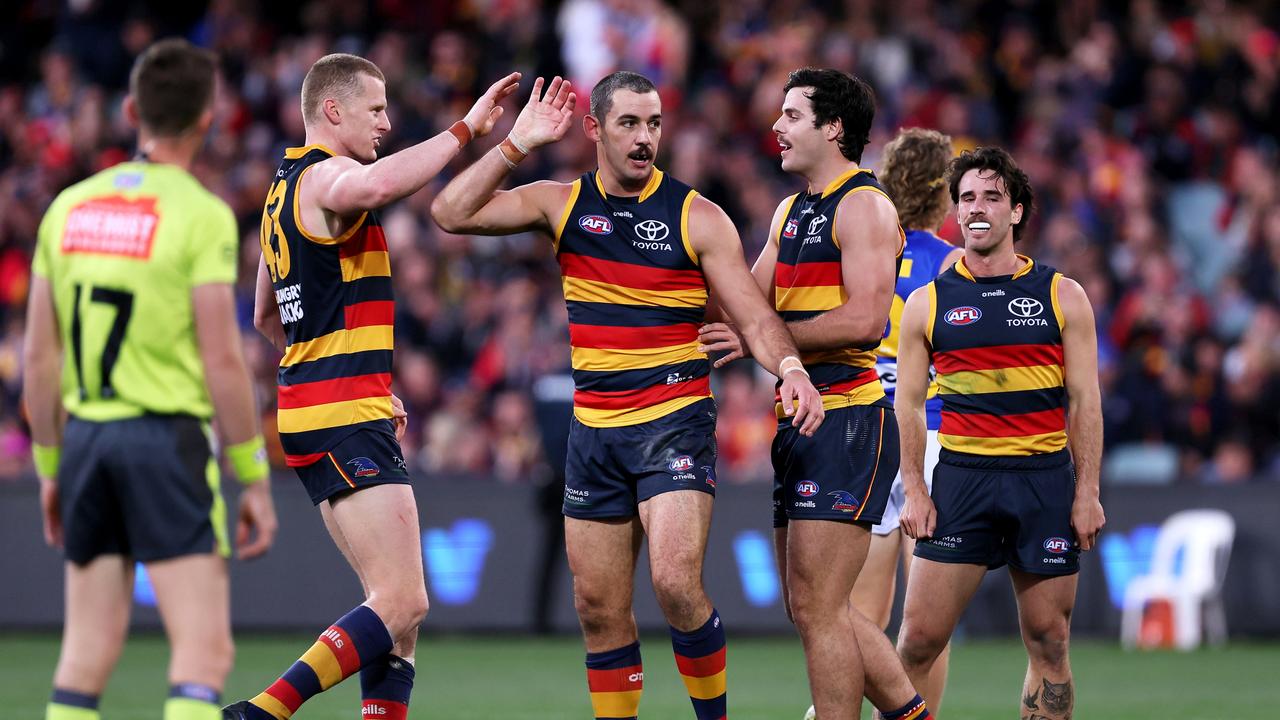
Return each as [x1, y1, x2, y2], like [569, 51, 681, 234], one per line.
[59, 415, 227, 565]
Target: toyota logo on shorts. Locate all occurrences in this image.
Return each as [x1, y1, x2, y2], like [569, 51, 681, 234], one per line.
[1008, 297, 1043, 318]
[635, 220, 670, 242]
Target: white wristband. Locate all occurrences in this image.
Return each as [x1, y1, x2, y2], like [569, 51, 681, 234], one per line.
[779, 355, 808, 378]
[507, 131, 531, 155]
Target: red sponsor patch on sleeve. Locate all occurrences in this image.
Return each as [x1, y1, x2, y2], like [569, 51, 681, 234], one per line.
[61, 195, 159, 259]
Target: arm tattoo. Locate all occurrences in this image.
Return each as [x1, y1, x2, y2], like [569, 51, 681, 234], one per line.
[1041, 678, 1073, 714]
[1023, 687, 1039, 710]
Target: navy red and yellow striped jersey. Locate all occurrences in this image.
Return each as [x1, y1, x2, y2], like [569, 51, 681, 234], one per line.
[773, 167, 905, 418]
[260, 145, 395, 466]
[927, 255, 1068, 456]
[555, 168, 710, 427]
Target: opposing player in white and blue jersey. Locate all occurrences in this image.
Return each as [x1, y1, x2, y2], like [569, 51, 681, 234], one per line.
[852, 128, 962, 713]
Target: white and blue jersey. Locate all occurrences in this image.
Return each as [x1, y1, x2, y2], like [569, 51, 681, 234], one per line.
[876, 229, 957, 431]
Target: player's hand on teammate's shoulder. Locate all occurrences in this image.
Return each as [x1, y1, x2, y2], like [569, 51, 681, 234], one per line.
[900, 487, 936, 540]
[698, 322, 749, 368]
[464, 72, 523, 138]
[38, 477, 63, 549]
[236, 480, 277, 560]
[509, 76, 577, 150]
[779, 367, 825, 437]
[1071, 492, 1105, 551]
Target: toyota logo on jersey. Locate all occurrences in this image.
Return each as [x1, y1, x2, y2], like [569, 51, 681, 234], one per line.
[635, 219, 670, 242]
[1008, 297, 1043, 317]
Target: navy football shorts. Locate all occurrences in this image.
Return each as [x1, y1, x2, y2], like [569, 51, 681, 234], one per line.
[772, 403, 898, 528]
[913, 448, 1080, 575]
[293, 421, 411, 505]
[60, 415, 228, 564]
[563, 398, 718, 519]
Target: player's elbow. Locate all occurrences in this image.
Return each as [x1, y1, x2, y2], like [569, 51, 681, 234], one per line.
[252, 304, 275, 337]
[843, 317, 886, 348]
[430, 194, 464, 233]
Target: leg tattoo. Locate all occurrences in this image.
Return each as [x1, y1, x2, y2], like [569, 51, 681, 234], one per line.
[1041, 678, 1072, 714]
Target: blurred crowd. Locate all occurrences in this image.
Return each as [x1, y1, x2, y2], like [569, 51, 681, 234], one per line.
[0, 0, 1277, 485]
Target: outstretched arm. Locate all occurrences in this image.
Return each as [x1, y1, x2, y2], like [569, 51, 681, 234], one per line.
[432, 76, 577, 236]
[787, 191, 900, 351]
[306, 72, 522, 216]
[690, 198, 824, 435]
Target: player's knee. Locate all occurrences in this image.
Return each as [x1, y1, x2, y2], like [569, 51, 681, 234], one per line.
[897, 622, 946, 672]
[787, 589, 826, 633]
[399, 587, 429, 629]
[172, 633, 234, 685]
[1022, 620, 1070, 669]
[573, 584, 625, 633]
[651, 574, 702, 624]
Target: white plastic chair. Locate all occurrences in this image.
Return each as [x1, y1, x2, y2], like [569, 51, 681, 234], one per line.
[1120, 509, 1236, 650]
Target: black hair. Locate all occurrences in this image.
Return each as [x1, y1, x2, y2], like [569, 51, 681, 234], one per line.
[590, 71, 657, 119]
[947, 146, 1036, 242]
[783, 68, 876, 162]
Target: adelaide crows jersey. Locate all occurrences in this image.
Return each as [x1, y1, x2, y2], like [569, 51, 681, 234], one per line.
[927, 256, 1068, 456]
[773, 167, 905, 418]
[260, 145, 395, 467]
[554, 168, 711, 427]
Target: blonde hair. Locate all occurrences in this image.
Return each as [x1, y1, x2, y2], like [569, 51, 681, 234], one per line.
[300, 53, 385, 125]
[880, 128, 953, 232]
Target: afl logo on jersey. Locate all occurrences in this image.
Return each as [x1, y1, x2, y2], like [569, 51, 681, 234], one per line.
[783, 218, 799, 239]
[944, 306, 982, 326]
[579, 215, 613, 235]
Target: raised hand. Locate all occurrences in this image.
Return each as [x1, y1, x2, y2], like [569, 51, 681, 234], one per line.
[465, 72, 523, 138]
[509, 76, 577, 150]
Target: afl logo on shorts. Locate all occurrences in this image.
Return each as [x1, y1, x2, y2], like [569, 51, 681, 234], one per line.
[1043, 537, 1071, 554]
[579, 215, 613, 235]
[669, 455, 695, 472]
[795, 480, 819, 497]
[944, 306, 982, 326]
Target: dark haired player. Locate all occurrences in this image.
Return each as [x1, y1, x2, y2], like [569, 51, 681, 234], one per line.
[24, 39, 276, 720]
[895, 146, 1105, 720]
[702, 68, 931, 720]
[433, 71, 824, 720]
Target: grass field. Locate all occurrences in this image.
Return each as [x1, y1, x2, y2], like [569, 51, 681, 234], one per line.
[4, 634, 1277, 718]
